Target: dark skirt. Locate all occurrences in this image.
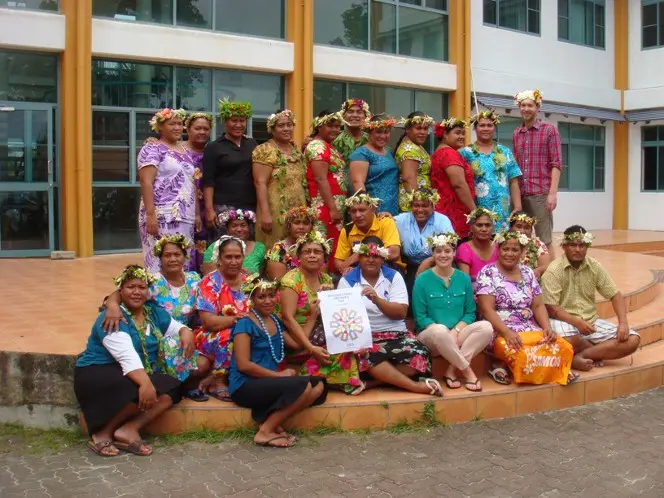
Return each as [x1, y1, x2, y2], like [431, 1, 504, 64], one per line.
[74, 363, 182, 436]
[231, 376, 327, 423]
[366, 332, 431, 375]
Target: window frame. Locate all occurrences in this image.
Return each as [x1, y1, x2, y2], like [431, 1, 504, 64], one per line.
[483, 0, 541, 36]
[558, 0, 606, 49]
[558, 122, 606, 192]
[642, 0, 664, 49]
[641, 125, 664, 192]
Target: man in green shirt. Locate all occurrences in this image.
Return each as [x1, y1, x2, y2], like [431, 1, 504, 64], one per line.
[333, 98, 370, 164]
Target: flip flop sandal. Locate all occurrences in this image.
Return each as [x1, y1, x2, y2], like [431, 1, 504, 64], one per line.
[488, 367, 512, 385]
[208, 388, 232, 402]
[255, 435, 294, 448]
[87, 440, 119, 457]
[421, 377, 444, 397]
[443, 376, 461, 389]
[349, 380, 367, 396]
[464, 379, 483, 392]
[567, 372, 580, 385]
[114, 440, 153, 456]
[184, 388, 209, 402]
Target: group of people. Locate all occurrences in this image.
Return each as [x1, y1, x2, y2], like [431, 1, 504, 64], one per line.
[74, 90, 641, 454]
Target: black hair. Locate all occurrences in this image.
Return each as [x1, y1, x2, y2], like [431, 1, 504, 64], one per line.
[563, 225, 587, 236]
[217, 237, 245, 260]
[361, 235, 384, 247]
[394, 111, 426, 156]
[158, 241, 187, 258]
[310, 108, 335, 138]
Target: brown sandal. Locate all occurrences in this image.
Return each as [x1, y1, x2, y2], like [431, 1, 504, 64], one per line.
[114, 440, 153, 456]
[87, 440, 119, 457]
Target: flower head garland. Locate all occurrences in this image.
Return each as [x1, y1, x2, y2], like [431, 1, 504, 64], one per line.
[399, 114, 435, 128]
[210, 235, 246, 263]
[341, 98, 371, 116]
[364, 114, 397, 131]
[407, 187, 440, 206]
[514, 89, 544, 106]
[494, 231, 530, 247]
[113, 265, 156, 289]
[241, 273, 280, 296]
[284, 206, 318, 226]
[312, 111, 347, 131]
[152, 233, 192, 258]
[290, 230, 332, 257]
[149, 108, 186, 131]
[426, 232, 460, 249]
[434, 117, 467, 139]
[344, 191, 380, 209]
[218, 97, 253, 121]
[184, 112, 213, 129]
[352, 243, 389, 259]
[267, 109, 296, 132]
[466, 207, 499, 224]
[562, 231, 594, 246]
[508, 212, 537, 227]
[470, 110, 501, 127]
[218, 209, 256, 226]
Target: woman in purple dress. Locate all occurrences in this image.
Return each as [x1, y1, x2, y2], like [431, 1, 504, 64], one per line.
[138, 108, 198, 272]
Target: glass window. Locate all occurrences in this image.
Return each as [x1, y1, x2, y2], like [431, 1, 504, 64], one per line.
[642, 126, 664, 191]
[0, 191, 50, 250]
[642, 0, 664, 48]
[92, 60, 173, 108]
[176, 0, 211, 29]
[92, 186, 142, 252]
[415, 90, 446, 120]
[558, 0, 605, 49]
[371, 1, 397, 54]
[558, 122, 605, 191]
[176, 67, 211, 110]
[314, 80, 346, 115]
[0, 50, 58, 103]
[398, 4, 448, 61]
[214, 70, 283, 117]
[495, 116, 520, 145]
[1, 0, 58, 10]
[92, 0, 173, 24]
[92, 111, 130, 182]
[348, 82, 412, 117]
[483, 0, 540, 35]
[214, 0, 284, 38]
[314, 0, 369, 49]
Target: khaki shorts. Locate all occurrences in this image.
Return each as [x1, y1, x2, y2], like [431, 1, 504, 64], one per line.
[522, 194, 553, 245]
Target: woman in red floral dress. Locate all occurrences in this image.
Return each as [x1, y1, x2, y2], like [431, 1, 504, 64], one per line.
[430, 118, 477, 239]
[305, 109, 347, 268]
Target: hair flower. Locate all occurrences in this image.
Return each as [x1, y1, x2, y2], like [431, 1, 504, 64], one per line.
[426, 232, 460, 249]
[434, 117, 468, 139]
[113, 265, 157, 289]
[466, 207, 499, 224]
[341, 98, 371, 116]
[218, 209, 256, 226]
[514, 89, 544, 106]
[152, 233, 192, 258]
[364, 114, 397, 131]
[406, 187, 440, 206]
[399, 114, 435, 128]
[218, 98, 253, 121]
[562, 231, 594, 246]
[290, 230, 332, 257]
[344, 191, 380, 208]
[210, 235, 247, 263]
[149, 108, 187, 131]
[241, 273, 280, 296]
[469, 110, 501, 126]
[352, 243, 389, 259]
[494, 231, 530, 247]
[508, 212, 537, 227]
[267, 109, 296, 132]
[184, 112, 213, 129]
[312, 111, 347, 131]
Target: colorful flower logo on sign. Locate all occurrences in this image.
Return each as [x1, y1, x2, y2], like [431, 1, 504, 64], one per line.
[330, 308, 364, 342]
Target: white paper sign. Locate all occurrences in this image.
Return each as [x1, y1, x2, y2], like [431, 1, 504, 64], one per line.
[318, 287, 372, 354]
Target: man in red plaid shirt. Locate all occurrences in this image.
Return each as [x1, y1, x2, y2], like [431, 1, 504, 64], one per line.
[512, 89, 561, 253]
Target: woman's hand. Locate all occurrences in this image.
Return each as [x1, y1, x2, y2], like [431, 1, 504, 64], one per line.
[361, 287, 379, 304]
[195, 215, 203, 234]
[311, 345, 331, 365]
[180, 328, 195, 358]
[278, 368, 297, 377]
[138, 382, 158, 411]
[102, 302, 126, 333]
[505, 330, 523, 351]
[542, 327, 557, 344]
[308, 298, 321, 320]
[261, 214, 273, 234]
[205, 209, 217, 230]
[146, 212, 159, 236]
[329, 208, 342, 226]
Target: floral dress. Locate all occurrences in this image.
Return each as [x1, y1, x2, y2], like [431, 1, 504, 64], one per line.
[252, 140, 308, 248]
[333, 130, 369, 164]
[349, 146, 400, 215]
[194, 271, 249, 376]
[394, 137, 431, 212]
[459, 143, 521, 231]
[190, 149, 207, 271]
[430, 146, 475, 238]
[265, 239, 299, 272]
[150, 271, 201, 381]
[280, 268, 363, 393]
[137, 142, 198, 272]
[305, 139, 347, 250]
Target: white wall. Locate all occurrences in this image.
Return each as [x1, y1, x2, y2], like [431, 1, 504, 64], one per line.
[0, 8, 65, 52]
[470, 0, 620, 109]
[625, 0, 664, 110]
[628, 122, 664, 229]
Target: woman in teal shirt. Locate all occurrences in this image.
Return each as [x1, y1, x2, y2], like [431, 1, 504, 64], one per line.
[412, 232, 493, 392]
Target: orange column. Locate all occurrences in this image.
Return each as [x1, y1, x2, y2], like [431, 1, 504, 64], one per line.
[286, 0, 313, 145]
[449, 0, 471, 127]
[61, 0, 93, 256]
[613, 0, 629, 229]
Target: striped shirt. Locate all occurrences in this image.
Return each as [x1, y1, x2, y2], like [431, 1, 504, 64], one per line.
[512, 120, 562, 196]
[541, 255, 619, 323]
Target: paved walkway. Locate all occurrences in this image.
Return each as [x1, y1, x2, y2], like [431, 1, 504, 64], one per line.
[2, 389, 664, 497]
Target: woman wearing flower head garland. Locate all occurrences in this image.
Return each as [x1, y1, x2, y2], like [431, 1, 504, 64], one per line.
[394, 112, 435, 212]
[349, 114, 400, 216]
[137, 108, 198, 272]
[305, 109, 348, 265]
[412, 233, 492, 392]
[280, 230, 364, 394]
[338, 236, 443, 397]
[509, 211, 550, 279]
[230, 275, 327, 448]
[201, 209, 265, 276]
[430, 118, 476, 238]
[252, 109, 308, 248]
[194, 236, 250, 399]
[459, 110, 522, 232]
[202, 99, 257, 240]
[75, 265, 184, 457]
[333, 98, 371, 163]
[476, 231, 576, 386]
[455, 207, 500, 290]
[184, 112, 214, 271]
[265, 206, 318, 281]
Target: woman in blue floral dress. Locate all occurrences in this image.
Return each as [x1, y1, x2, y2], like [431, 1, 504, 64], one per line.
[460, 110, 522, 231]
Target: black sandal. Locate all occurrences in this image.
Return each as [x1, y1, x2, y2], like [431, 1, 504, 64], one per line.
[443, 376, 461, 389]
[184, 388, 209, 402]
[464, 379, 482, 392]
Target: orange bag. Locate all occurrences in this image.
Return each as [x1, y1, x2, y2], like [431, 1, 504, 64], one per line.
[493, 331, 574, 385]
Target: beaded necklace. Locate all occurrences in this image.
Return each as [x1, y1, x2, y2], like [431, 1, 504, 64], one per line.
[251, 309, 285, 364]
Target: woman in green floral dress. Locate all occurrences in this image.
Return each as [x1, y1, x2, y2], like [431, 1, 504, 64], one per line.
[459, 110, 522, 231]
[394, 111, 434, 212]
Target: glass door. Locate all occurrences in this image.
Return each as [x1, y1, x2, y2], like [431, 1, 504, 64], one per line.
[0, 102, 55, 257]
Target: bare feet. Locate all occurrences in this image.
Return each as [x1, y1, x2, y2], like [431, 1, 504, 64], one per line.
[593, 360, 604, 367]
[572, 355, 594, 372]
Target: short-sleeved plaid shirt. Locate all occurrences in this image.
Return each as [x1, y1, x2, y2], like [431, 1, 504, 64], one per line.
[512, 120, 562, 196]
[541, 255, 619, 324]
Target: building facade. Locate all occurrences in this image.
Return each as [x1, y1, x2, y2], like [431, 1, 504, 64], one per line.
[0, 0, 661, 258]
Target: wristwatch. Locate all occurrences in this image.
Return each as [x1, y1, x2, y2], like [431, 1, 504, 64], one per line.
[453, 326, 462, 333]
